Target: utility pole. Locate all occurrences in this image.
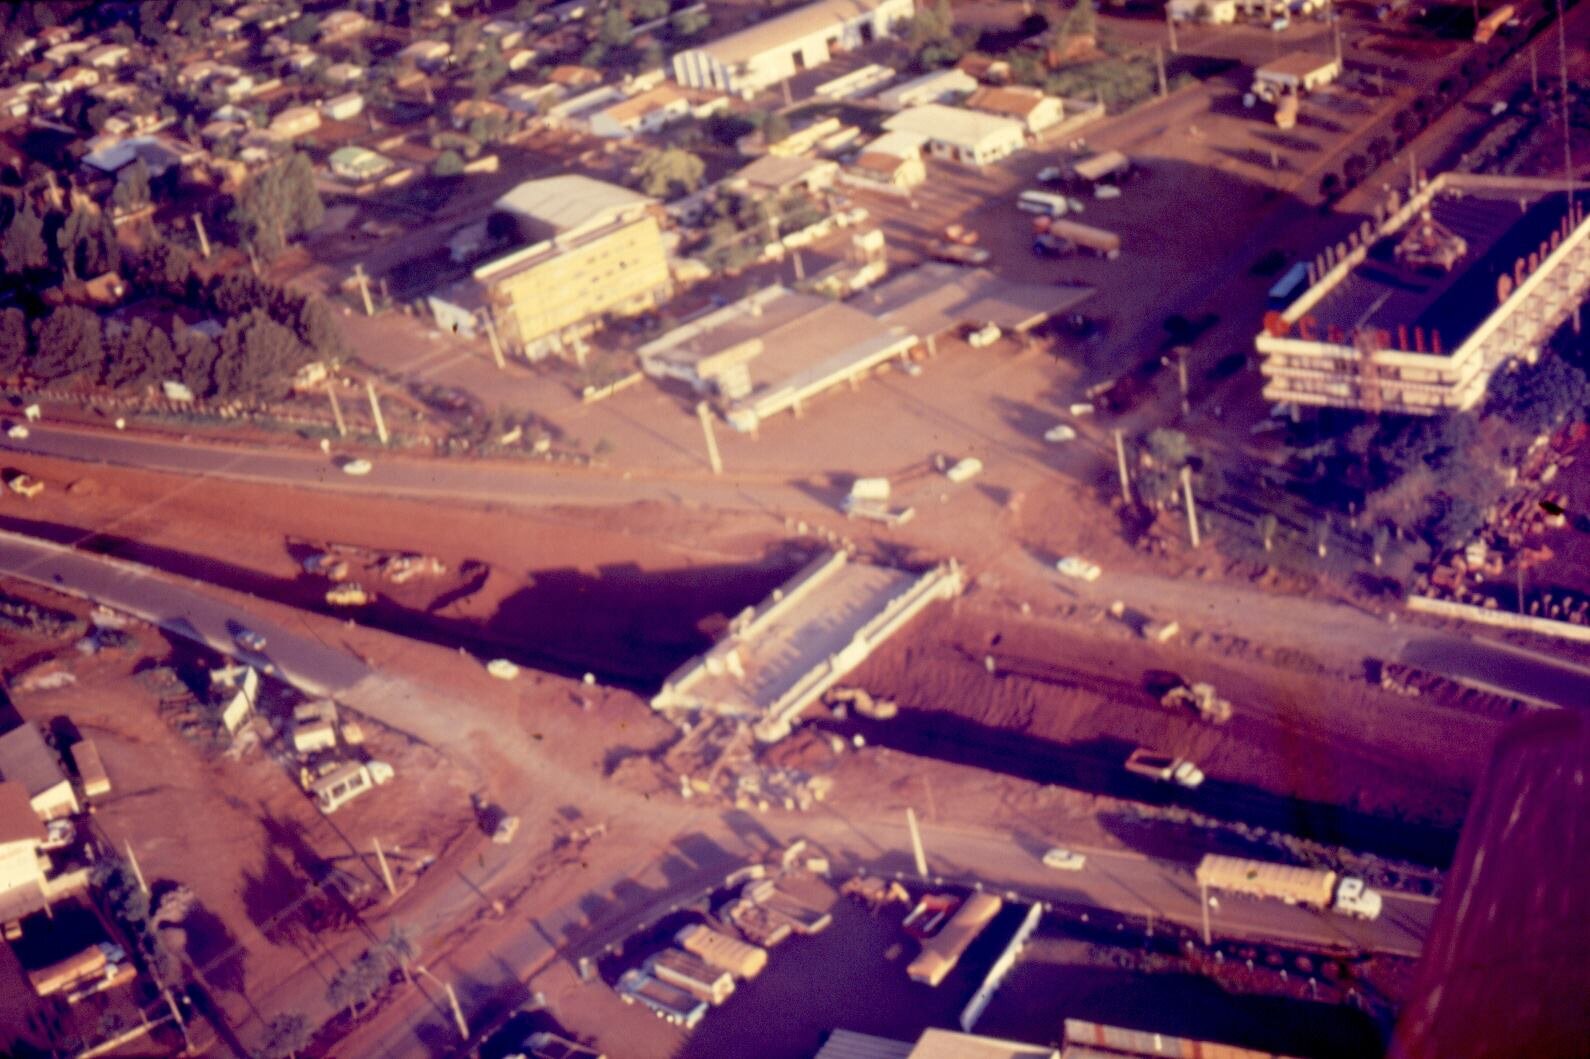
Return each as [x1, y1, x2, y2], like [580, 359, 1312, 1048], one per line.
[125, 841, 149, 895]
[1174, 348, 1190, 416]
[482, 314, 507, 370]
[373, 837, 396, 896]
[695, 401, 723, 475]
[352, 264, 375, 317]
[1155, 45, 1168, 98]
[1200, 880, 1212, 947]
[1332, 12, 1343, 65]
[191, 213, 211, 259]
[1181, 465, 1201, 547]
[326, 382, 347, 437]
[1114, 429, 1133, 506]
[366, 380, 389, 445]
[1166, 5, 1179, 53]
[1530, 45, 1538, 94]
[1517, 561, 1527, 615]
[416, 967, 468, 1041]
[906, 807, 928, 881]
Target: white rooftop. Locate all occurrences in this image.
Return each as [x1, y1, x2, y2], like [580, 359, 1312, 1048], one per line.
[883, 104, 1025, 149]
[493, 174, 653, 237]
[697, 0, 897, 66]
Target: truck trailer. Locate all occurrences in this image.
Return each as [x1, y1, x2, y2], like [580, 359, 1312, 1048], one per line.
[1040, 217, 1121, 259]
[1195, 854, 1383, 919]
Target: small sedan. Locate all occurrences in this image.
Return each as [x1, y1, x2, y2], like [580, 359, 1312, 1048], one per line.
[6, 423, 28, 439]
[234, 628, 268, 653]
[341, 457, 373, 476]
[1056, 556, 1102, 582]
[1042, 847, 1087, 871]
[1043, 424, 1077, 444]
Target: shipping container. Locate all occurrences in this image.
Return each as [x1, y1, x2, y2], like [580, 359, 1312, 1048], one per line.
[907, 892, 1002, 986]
[1195, 854, 1336, 909]
[676, 923, 767, 979]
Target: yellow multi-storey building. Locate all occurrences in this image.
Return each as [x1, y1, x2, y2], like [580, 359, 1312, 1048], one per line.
[431, 175, 673, 362]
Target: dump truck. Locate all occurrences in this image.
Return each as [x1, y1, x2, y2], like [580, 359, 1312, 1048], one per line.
[676, 922, 767, 979]
[1196, 854, 1383, 919]
[325, 582, 370, 607]
[841, 477, 915, 526]
[1124, 748, 1204, 787]
[1040, 217, 1121, 259]
[1160, 681, 1233, 723]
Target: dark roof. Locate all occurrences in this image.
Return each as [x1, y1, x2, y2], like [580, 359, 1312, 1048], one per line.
[1307, 186, 1590, 353]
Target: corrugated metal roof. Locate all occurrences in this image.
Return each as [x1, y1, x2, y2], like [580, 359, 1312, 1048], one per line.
[908, 1029, 1057, 1059]
[493, 175, 653, 236]
[813, 1029, 914, 1059]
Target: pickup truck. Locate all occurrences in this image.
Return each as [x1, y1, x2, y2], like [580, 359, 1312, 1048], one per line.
[1125, 748, 1205, 788]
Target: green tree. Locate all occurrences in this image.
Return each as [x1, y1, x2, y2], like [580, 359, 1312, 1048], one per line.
[671, 7, 710, 36]
[130, 238, 195, 296]
[175, 327, 219, 394]
[633, 0, 670, 19]
[32, 306, 104, 380]
[2, 203, 48, 273]
[213, 311, 308, 400]
[285, 13, 321, 43]
[57, 205, 118, 278]
[257, 1013, 312, 1059]
[1484, 354, 1590, 437]
[433, 149, 466, 177]
[0, 307, 29, 374]
[232, 153, 324, 259]
[597, 6, 632, 45]
[295, 297, 346, 359]
[762, 110, 791, 144]
[629, 147, 705, 199]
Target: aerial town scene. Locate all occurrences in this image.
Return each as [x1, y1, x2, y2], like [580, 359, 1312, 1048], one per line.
[0, 0, 1586, 1056]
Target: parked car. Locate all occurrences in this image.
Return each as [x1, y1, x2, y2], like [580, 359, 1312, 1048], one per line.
[1044, 424, 1077, 443]
[967, 323, 1002, 348]
[491, 814, 521, 845]
[6, 423, 28, 439]
[234, 628, 268, 653]
[1055, 556, 1102, 582]
[1041, 847, 1087, 871]
[945, 457, 983, 483]
[340, 457, 373, 476]
[1093, 184, 1122, 200]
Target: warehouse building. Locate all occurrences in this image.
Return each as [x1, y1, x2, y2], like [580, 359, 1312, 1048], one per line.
[882, 104, 1026, 167]
[428, 176, 672, 362]
[652, 551, 964, 742]
[1255, 173, 1590, 415]
[672, 0, 913, 99]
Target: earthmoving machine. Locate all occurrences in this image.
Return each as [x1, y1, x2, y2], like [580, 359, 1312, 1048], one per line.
[1160, 680, 1233, 723]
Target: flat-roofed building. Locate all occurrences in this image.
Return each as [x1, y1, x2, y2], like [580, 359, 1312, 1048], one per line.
[672, 0, 914, 99]
[1252, 52, 1342, 102]
[589, 83, 692, 138]
[1256, 174, 1590, 415]
[843, 130, 927, 193]
[429, 175, 671, 361]
[876, 67, 977, 109]
[638, 285, 917, 432]
[0, 782, 45, 924]
[652, 551, 964, 742]
[0, 724, 78, 821]
[882, 104, 1025, 167]
[965, 85, 1063, 134]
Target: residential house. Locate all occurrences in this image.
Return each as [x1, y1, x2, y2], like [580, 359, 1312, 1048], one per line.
[322, 91, 365, 121]
[842, 130, 927, 193]
[956, 54, 1011, 83]
[882, 104, 1025, 167]
[269, 104, 322, 140]
[497, 82, 563, 115]
[547, 64, 603, 89]
[398, 39, 451, 70]
[965, 85, 1064, 135]
[589, 84, 693, 138]
[672, 0, 914, 99]
[731, 154, 840, 197]
[428, 175, 672, 361]
[44, 40, 91, 66]
[322, 61, 364, 87]
[48, 66, 101, 99]
[84, 43, 131, 69]
[0, 725, 80, 821]
[329, 145, 392, 183]
[317, 9, 370, 40]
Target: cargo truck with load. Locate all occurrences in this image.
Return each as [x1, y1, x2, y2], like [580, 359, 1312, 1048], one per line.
[1033, 216, 1120, 259]
[1124, 748, 1205, 787]
[1196, 854, 1383, 919]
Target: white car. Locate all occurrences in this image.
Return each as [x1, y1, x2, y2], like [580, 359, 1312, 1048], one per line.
[1042, 847, 1086, 871]
[967, 324, 1002, 348]
[491, 814, 521, 845]
[1056, 556, 1102, 582]
[1037, 165, 1063, 183]
[6, 423, 28, 439]
[1043, 424, 1077, 444]
[234, 628, 268, 653]
[1094, 184, 1122, 200]
[945, 457, 983, 483]
[486, 658, 520, 680]
[341, 457, 373, 476]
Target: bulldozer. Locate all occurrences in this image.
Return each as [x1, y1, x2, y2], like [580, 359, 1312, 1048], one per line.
[1160, 681, 1233, 724]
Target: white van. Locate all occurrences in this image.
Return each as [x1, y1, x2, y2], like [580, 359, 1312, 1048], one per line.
[1017, 190, 1070, 217]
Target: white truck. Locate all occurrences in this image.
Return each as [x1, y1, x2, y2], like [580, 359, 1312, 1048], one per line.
[1196, 854, 1383, 920]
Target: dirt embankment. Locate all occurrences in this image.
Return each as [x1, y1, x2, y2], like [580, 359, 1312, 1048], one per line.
[846, 604, 1500, 845]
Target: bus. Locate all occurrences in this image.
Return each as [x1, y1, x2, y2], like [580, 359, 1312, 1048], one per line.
[1017, 190, 1070, 217]
[1267, 261, 1309, 305]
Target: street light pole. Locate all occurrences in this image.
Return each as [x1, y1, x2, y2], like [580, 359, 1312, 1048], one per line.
[1200, 881, 1212, 947]
[414, 966, 468, 1042]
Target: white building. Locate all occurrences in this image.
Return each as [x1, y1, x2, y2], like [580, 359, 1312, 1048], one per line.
[964, 85, 1065, 135]
[876, 67, 978, 110]
[672, 0, 914, 99]
[0, 724, 79, 822]
[1168, 0, 1238, 21]
[0, 782, 45, 924]
[1256, 174, 1590, 415]
[1252, 53, 1343, 102]
[882, 104, 1026, 167]
[589, 84, 693, 138]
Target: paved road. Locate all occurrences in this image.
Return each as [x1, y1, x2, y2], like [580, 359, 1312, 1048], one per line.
[1013, 552, 1590, 711]
[0, 424, 816, 513]
[1, 530, 1437, 1059]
